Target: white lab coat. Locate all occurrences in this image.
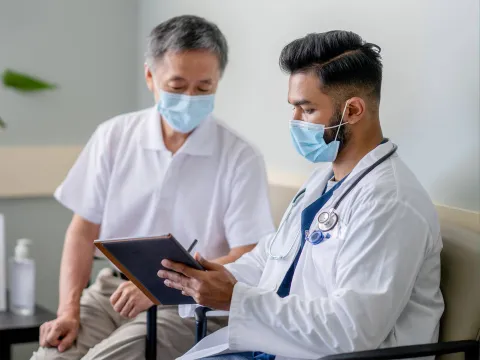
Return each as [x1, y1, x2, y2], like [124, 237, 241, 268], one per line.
[184, 141, 444, 360]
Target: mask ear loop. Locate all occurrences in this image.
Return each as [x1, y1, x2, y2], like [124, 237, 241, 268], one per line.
[333, 101, 350, 142]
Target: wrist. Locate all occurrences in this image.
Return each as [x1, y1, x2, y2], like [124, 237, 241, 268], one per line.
[57, 304, 80, 319]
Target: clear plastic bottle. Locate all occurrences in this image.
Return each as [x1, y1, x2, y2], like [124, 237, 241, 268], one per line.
[9, 238, 35, 315]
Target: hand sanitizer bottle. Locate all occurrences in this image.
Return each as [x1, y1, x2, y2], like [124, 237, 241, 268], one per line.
[9, 238, 35, 315]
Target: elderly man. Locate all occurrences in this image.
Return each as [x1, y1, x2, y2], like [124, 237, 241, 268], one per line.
[159, 30, 444, 360]
[32, 15, 274, 360]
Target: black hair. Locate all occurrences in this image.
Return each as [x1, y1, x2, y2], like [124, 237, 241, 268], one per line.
[146, 15, 228, 74]
[279, 30, 382, 103]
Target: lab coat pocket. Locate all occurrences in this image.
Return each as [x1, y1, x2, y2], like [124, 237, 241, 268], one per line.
[311, 224, 343, 289]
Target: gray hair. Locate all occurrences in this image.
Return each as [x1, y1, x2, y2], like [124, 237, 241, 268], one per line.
[145, 15, 229, 74]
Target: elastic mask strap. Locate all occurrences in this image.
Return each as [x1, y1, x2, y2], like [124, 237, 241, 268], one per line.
[329, 102, 350, 142]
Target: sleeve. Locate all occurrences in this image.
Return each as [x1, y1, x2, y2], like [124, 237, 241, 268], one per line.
[54, 124, 113, 224]
[227, 200, 432, 358]
[178, 232, 271, 318]
[225, 233, 271, 287]
[223, 150, 275, 248]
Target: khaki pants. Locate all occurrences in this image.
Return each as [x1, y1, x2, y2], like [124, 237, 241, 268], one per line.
[31, 268, 227, 360]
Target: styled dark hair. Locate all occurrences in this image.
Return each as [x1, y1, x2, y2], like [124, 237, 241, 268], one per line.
[146, 15, 229, 74]
[279, 30, 382, 103]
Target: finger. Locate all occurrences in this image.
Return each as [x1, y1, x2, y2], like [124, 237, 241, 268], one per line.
[110, 287, 122, 306]
[179, 287, 196, 298]
[120, 300, 134, 318]
[127, 306, 140, 319]
[112, 292, 128, 313]
[40, 323, 49, 347]
[164, 278, 187, 292]
[46, 326, 63, 347]
[157, 269, 185, 283]
[195, 253, 224, 271]
[164, 276, 196, 295]
[180, 289, 199, 303]
[58, 330, 76, 353]
[161, 259, 202, 278]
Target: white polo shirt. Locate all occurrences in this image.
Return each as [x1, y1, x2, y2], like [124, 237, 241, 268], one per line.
[55, 107, 275, 259]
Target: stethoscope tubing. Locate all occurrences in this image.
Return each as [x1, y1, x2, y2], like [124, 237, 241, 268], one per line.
[268, 143, 398, 259]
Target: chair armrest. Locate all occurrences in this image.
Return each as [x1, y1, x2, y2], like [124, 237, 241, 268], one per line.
[322, 340, 479, 360]
[194, 307, 212, 343]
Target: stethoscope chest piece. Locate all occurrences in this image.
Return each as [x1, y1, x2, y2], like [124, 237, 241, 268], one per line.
[317, 210, 338, 232]
[268, 144, 398, 259]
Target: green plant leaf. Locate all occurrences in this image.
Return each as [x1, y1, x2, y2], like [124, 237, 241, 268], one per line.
[0, 116, 6, 130]
[2, 69, 57, 92]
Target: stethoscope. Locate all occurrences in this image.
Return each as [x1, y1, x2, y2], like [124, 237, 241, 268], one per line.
[267, 144, 398, 260]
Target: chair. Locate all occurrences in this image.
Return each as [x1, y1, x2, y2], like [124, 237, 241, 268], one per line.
[145, 306, 157, 360]
[145, 303, 224, 359]
[194, 221, 480, 359]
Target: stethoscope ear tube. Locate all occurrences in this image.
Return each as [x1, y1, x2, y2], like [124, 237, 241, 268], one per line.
[267, 189, 305, 260]
[316, 144, 397, 233]
[331, 144, 398, 211]
[292, 188, 307, 205]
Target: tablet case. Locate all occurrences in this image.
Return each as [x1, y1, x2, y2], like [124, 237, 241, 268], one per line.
[94, 234, 203, 305]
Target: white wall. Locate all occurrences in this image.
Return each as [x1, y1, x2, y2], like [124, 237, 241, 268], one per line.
[0, 0, 138, 146]
[138, 0, 480, 212]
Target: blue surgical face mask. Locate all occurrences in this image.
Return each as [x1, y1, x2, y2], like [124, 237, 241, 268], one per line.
[289, 103, 349, 163]
[156, 89, 215, 133]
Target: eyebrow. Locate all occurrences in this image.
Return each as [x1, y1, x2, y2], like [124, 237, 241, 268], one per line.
[168, 76, 212, 84]
[168, 76, 186, 82]
[289, 99, 312, 106]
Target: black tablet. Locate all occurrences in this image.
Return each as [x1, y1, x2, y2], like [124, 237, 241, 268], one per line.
[94, 234, 204, 305]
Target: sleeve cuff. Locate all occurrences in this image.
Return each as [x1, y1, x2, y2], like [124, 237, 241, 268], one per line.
[54, 186, 102, 224]
[228, 282, 254, 350]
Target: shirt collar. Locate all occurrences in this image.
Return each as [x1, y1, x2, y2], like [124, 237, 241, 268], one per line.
[139, 107, 166, 151]
[177, 115, 217, 156]
[139, 107, 216, 156]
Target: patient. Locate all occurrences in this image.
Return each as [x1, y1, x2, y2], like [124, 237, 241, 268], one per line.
[31, 15, 274, 360]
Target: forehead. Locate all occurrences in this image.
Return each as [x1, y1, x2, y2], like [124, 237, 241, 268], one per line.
[155, 50, 220, 80]
[288, 72, 330, 104]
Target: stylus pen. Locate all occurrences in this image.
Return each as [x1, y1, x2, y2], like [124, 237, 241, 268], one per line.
[187, 239, 198, 253]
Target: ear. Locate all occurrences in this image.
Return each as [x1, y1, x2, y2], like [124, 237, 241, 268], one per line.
[344, 97, 365, 125]
[144, 63, 155, 93]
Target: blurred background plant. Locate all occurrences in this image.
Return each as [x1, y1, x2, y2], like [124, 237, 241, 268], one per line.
[0, 69, 57, 130]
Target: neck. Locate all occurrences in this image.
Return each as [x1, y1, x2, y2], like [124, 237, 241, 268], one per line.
[332, 129, 384, 181]
[161, 118, 190, 154]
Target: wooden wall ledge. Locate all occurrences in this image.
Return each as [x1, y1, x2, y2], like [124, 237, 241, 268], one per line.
[1, 146, 478, 232]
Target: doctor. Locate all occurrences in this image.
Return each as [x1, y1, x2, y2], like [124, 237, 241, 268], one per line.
[158, 30, 444, 360]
